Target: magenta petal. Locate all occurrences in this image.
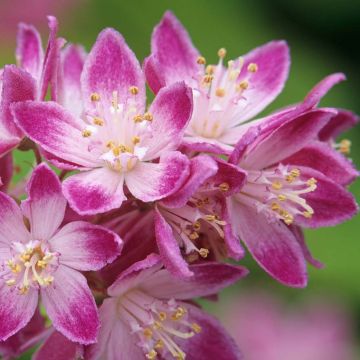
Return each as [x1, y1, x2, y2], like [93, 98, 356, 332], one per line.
[161, 155, 218, 208]
[21, 164, 66, 240]
[181, 137, 233, 156]
[41, 265, 99, 344]
[283, 141, 358, 186]
[149, 11, 200, 91]
[143, 55, 165, 94]
[16, 23, 44, 80]
[51, 221, 122, 271]
[180, 304, 242, 360]
[63, 168, 125, 215]
[154, 207, 193, 278]
[0, 153, 13, 192]
[142, 262, 248, 300]
[230, 199, 307, 287]
[0, 283, 38, 341]
[33, 330, 83, 360]
[126, 152, 190, 202]
[81, 28, 145, 111]
[295, 166, 358, 228]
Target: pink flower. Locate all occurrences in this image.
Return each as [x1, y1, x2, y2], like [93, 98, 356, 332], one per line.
[12, 28, 194, 215]
[0, 163, 122, 344]
[86, 254, 247, 359]
[144, 11, 290, 154]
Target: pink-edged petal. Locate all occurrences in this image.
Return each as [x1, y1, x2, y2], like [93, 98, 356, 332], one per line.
[283, 141, 358, 186]
[229, 198, 307, 287]
[126, 151, 190, 202]
[143, 55, 165, 94]
[21, 163, 66, 240]
[16, 23, 44, 81]
[12, 100, 99, 167]
[50, 221, 122, 271]
[41, 265, 99, 344]
[154, 207, 193, 278]
[318, 109, 359, 141]
[1, 65, 36, 138]
[33, 330, 83, 360]
[86, 298, 144, 360]
[149, 11, 200, 91]
[81, 28, 145, 111]
[241, 109, 335, 169]
[142, 82, 193, 160]
[182, 136, 233, 156]
[0, 191, 30, 246]
[0, 153, 13, 192]
[63, 167, 125, 215]
[0, 135, 20, 157]
[235, 40, 290, 122]
[161, 155, 218, 208]
[0, 283, 38, 341]
[180, 304, 242, 360]
[294, 166, 358, 228]
[141, 262, 248, 300]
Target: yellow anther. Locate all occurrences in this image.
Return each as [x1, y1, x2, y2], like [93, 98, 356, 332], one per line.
[204, 214, 216, 222]
[272, 181, 283, 190]
[271, 202, 280, 211]
[37, 260, 47, 269]
[277, 194, 287, 201]
[143, 328, 153, 339]
[237, 80, 249, 90]
[199, 248, 209, 258]
[153, 321, 162, 330]
[132, 136, 140, 145]
[6, 279, 16, 286]
[90, 92, 101, 102]
[144, 112, 153, 121]
[93, 117, 104, 126]
[129, 86, 139, 95]
[215, 88, 226, 97]
[285, 175, 295, 183]
[339, 139, 351, 154]
[175, 355, 185, 360]
[133, 114, 143, 123]
[307, 178, 317, 186]
[146, 349, 157, 359]
[202, 74, 214, 84]
[189, 232, 199, 240]
[158, 312, 167, 321]
[197, 56, 206, 65]
[106, 141, 115, 149]
[247, 63, 258, 73]
[155, 340, 164, 349]
[206, 65, 214, 74]
[303, 211, 313, 219]
[193, 221, 201, 231]
[82, 129, 92, 138]
[19, 286, 29, 295]
[218, 48, 227, 58]
[290, 168, 300, 177]
[43, 276, 54, 285]
[219, 182, 230, 192]
[172, 307, 187, 320]
[192, 323, 202, 333]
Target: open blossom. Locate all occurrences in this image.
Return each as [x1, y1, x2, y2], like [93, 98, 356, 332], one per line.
[0, 164, 122, 344]
[12, 28, 194, 215]
[86, 255, 247, 360]
[144, 11, 290, 154]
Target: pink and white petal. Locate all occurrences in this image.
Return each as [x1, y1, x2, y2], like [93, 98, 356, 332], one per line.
[0, 283, 38, 341]
[142, 82, 193, 160]
[126, 151, 190, 202]
[229, 198, 307, 287]
[182, 135, 233, 156]
[217, 124, 251, 146]
[294, 166, 358, 228]
[16, 23, 44, 81]
[12, 101, 99, 167]
[150, 11, 200, 90]
[180, 304, 242, 360]
[142, 262, 248, 300]
[0, 152, 13, 192]
[318, 109, 359, 141]
[33, 330, 84, 360]
[241, 109, 335, 170]
[283, 141, 358, 186]
[154, 207, 193, 278]
[63, 167, 125, 215]
[0, 134, 20, 157]
[161, 155, 218, 208]
[143, 55, 166, 94]
[41, 265, 99, 345]
[41, 149, 84, 171]
[50, 221, 122, 271]
[81, 28, 145, 112]
[0, 191, 30, 246]
[21, 163, 66, 240]
[234, 40, 290, 122]
[1, 65, 36, 138]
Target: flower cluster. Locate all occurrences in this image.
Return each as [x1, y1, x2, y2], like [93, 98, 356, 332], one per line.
[0, 11, 358, 360]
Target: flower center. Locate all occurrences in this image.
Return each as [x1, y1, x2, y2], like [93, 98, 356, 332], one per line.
[236, 165, 317, 225]
[1, 240, 59, 295]
[118, 289, 201, 360]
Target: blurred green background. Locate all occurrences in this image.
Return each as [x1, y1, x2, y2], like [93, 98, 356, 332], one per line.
[0, 0, 359, 357]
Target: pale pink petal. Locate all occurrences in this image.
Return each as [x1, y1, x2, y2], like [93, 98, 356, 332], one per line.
[21, 163, 66, 240]
[41, 265, 99, 344]
[63, 167, 125, 215]
[51, 221, 122, 271]
[125, 151, 190, 202]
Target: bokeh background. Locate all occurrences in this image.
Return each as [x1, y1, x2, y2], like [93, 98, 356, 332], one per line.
[0, 0, 359, 358]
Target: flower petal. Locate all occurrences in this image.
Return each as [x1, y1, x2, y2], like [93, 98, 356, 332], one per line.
[21, 163, 66, 240]
[50, 221, 122, 271]
[12, 100, 99, 167]
[81, 28, 145, 111]
[126, 151, 190, 202]
[0, 153, 13, 192]
[229, 198, 307, 287]
[63, 167, 125, 215]
[0, 283, 38, 341]
[41, 265, 99, 344]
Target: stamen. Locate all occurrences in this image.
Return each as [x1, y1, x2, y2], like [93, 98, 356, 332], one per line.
[146, 349, 157, 359]
[247, 63, 258, 72]
[133, 114, 144, 123]
[218, 48, 227, 58]
[93, 117, 104, 126]
[129, 86, 139, 95]
[90, 92, 101, 102]
[82, 129, 92, 138]
[219, 182, 230, 192]
[199, 248, 209, 258]
[237, 80, 249, 90]
[215, 88, 226, 97]
[339, 139, 351, 154]
[132, 136, 140, 145]
[205, 65, 214, 75]
[197, 56, 206, 65]
[144, 112, 153, 121]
